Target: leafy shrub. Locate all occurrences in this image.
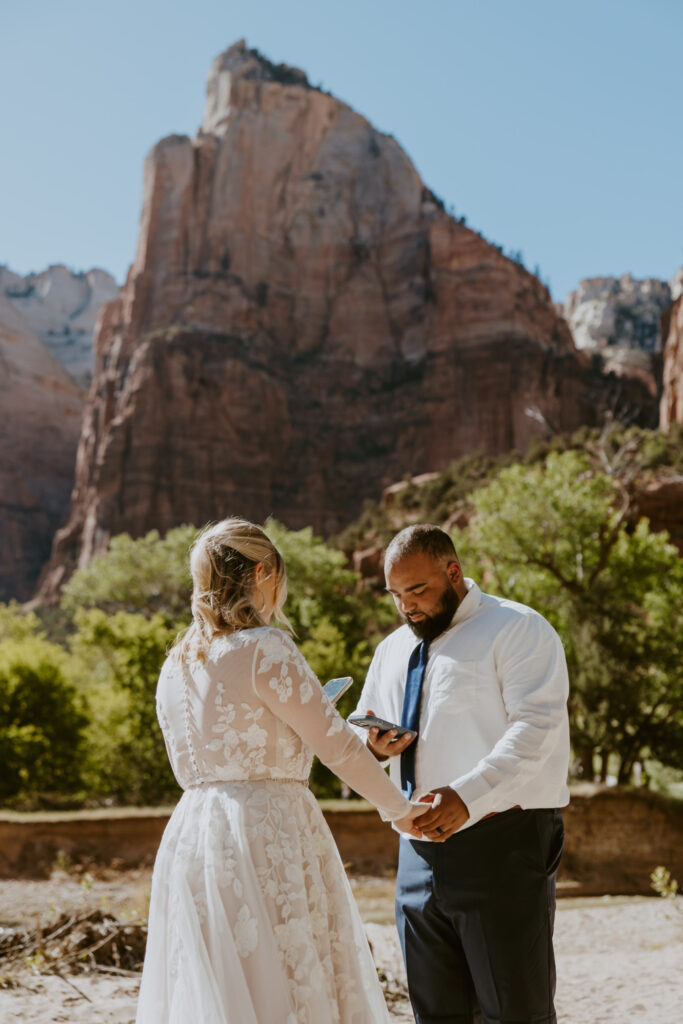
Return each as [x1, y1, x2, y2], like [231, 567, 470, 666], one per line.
[71, 610, 180, 805]
[36, 519, 396, 804]
[61, 526, 196, 621]
[0, 639, 87, 801]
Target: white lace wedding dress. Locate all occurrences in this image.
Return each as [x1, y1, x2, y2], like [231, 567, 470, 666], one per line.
[135, 626, 412, 1024]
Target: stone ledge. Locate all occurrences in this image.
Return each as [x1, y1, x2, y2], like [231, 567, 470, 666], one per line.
[0, 787, 681, 895]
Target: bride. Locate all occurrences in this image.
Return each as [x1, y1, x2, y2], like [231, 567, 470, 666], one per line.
[135, 517, 423, 1024]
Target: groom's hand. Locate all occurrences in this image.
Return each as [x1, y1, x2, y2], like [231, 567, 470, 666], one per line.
[411, 786, 469, 841]
[364, 709, 416, 761]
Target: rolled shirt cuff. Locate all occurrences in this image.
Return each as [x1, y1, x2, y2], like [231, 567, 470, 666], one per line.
[449, 770, 500, 821]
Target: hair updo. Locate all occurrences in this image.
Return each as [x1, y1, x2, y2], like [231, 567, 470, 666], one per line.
[174, 517, 289, 661]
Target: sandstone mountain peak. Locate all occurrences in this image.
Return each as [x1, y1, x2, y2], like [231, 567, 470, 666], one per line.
[564, 273, 672, 355]
[562, 271, 679, 396]
[202, 39, 315, 135]
[0, 263, 119, 388]
[36, 45, 657, 600]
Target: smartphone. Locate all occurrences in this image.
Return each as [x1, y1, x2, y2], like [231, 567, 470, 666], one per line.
[323, 676, 354, 704]
[347, 714, 417, 739]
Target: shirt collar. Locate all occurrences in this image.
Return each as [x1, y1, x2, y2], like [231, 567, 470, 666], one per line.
[429, 578, 482, 649]
[452, 578, 482, 625]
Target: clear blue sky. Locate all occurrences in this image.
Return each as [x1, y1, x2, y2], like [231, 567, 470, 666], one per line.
[2, 0, 682, 300]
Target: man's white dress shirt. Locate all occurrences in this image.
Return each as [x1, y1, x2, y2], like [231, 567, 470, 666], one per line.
[351, 579, 570, 834]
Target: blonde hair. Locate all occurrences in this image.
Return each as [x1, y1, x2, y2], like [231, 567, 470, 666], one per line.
[174, 517, 290, 661]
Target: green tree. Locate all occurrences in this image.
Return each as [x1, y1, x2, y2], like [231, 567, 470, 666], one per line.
[265, 521, 395, 796]
[61, 526, 197, 621]
[0, 602, 45, 642]
[71, 610, 180, 804]
[455, 451, 683, 784]
[0, 637, 87, 801]
[55, 520, 395, 803]
[61, 518, 391, 705]
[265, 520, 394, 703]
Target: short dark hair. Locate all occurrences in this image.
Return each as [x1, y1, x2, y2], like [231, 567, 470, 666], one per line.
[385, 524, 458, 571]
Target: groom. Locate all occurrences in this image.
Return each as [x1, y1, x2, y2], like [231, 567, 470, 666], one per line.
[351, 524, 570, 1024]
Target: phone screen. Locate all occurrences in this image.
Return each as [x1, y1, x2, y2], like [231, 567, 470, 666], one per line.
[323, 676, 353, 704]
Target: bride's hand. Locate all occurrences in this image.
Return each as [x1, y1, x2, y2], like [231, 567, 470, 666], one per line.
[393, 801, 432, 837]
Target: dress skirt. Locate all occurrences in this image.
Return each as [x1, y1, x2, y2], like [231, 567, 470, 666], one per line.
[135, 780, 391, 1024]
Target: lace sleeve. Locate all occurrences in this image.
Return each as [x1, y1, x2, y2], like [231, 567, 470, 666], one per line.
[252, 630, 412, 822]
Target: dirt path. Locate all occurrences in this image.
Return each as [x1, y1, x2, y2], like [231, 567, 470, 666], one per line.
[1, 873, 682, 1023]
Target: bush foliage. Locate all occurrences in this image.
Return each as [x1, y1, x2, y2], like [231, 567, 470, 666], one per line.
[455, 450, 683, 783]
[0, 520, 398, 805]
[0, 635, 87, 802]
[1, 427, 681, 806]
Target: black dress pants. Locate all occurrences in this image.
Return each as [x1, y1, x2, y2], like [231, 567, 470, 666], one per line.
[395, 807, 563, 1024]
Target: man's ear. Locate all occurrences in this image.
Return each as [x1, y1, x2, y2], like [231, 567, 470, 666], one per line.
[445, 559, 461, 585]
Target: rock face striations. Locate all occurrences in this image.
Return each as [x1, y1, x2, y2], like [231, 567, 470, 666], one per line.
[0, 294, 84, 601]
[0, 265, 118, 600]
[39, 41, 657, 595]
[660, 293, 683, 430]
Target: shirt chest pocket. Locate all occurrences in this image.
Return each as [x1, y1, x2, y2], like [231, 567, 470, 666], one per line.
[427, 658, 487, 713]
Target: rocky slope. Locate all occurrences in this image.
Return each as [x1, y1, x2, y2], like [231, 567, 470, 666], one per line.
[0, 294, 83, 601]
[562, 273, 680, 394]
[0, 265, 118, 389]
[38, 41, 657, 596]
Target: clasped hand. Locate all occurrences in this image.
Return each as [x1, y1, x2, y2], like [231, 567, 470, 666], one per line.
[366, 709, 470, 842]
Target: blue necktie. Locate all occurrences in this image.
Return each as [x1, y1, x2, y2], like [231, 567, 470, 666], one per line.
[400, 640, 430, 798]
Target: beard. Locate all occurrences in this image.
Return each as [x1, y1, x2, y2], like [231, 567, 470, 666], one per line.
[404, 583, 460, 641]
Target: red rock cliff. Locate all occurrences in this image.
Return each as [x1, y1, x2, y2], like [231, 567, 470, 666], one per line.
[0, 295, 83, 600]
[39, 41, 656, 595]
[660, 294, 683, 430]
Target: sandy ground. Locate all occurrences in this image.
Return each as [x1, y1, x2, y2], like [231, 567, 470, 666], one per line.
[1, 871, 682, 1023]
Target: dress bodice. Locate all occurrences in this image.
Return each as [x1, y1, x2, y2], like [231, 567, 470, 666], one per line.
[156, 627, 411, 822]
